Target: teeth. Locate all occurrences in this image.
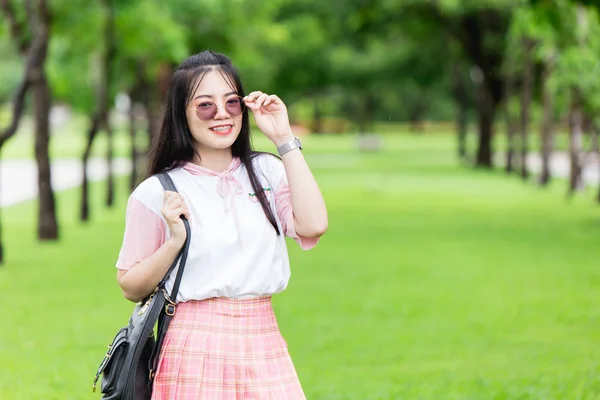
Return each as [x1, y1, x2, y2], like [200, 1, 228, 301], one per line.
[211, 126, 231, 132]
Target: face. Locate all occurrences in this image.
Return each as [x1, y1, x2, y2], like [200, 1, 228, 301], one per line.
[186, 69, 244, 155]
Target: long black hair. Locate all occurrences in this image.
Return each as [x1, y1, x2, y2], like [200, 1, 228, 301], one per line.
[147, 50, 280, 235]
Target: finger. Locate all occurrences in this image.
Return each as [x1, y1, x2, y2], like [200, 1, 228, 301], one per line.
[255, 93, 269, 108]
[172, 206, 188, 219]
[245, 100, 261, 111]
[169, 199, 183, 209]
[246, 91, 263, 102]
[165, 191, 183, 205]
[173, 194, 186, 205]
[164, 191, 175, 203]
[263, 94, 278, 107]
[165, 207, 183, 221]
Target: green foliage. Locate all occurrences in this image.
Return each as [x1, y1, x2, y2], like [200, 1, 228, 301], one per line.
[47, 0, 103, 112]
[47, 0, 189, 114]
[4, 0, 600, 129]
[0, 2, 25, 103]
[0, 38, 23, 103]
[548, 4, 600, 118]
[115, 0, 188, 80]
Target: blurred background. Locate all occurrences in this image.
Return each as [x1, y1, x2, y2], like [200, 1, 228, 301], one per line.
[1, 0, 600, 399]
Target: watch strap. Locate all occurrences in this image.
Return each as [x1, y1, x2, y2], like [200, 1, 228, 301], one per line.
[277, 137, 302, 156]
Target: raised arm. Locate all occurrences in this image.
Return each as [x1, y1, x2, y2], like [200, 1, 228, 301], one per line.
[244, 91, 328, 238]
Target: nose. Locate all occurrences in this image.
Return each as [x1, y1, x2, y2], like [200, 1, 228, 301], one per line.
[213, 101, 230, 120]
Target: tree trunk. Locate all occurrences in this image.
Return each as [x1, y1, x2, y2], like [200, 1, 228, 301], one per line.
[311, 96, 323, 134]
[539, 56, 555, 186]
[80, 115, 100, 221]
[28, 0, 56, 240]
[592, 125, 600, 203]
[457, 98, 468, 159]
[144, 97, 159, 144]
[0, 80, 30, 147]
[357, 94, 376, 135]
[146, 63, 170, 142]
[0, 0, 50, 262]
[568, 91, 584, 196]
[519, 38, 535, 180]
[475, 79, 496, 168]
[33, 76, 58, 240]
[129, 99, 138, 191]
[408, 101, 427, 133]
[365, 93, 376, 132]
[0, 194, 3, 264]
[452, 65, 469, 159]
[102, 0, 116, 208]
[504, 72, 517, 173]
[105, 117, 115, 207]
[0, 67, 32, 265]
[81, 0, 115, 217]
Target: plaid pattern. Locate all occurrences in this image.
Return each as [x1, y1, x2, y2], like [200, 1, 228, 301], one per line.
[151, 297, 306, 399]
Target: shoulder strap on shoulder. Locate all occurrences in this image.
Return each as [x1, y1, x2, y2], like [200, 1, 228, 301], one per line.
[156, 171, 177, 193]
[154, 171, 191, 300]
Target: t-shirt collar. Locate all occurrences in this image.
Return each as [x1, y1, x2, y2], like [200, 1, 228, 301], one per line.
[182, 157, 242, 177]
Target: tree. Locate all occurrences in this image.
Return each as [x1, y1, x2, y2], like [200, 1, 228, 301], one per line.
[505, 1, 563, 185]
[507, 4, 538, 180]
[0, 4, 29, 264]
[81, 0, 116, 220]
[102, 0, 116, 208]
[1, 0, 58, 242]
[533, 2, 561, 187]
[502, 53, 519, 174]
[549, 2, 600, 196]
[51, 0, 188, 218]
[399, 1, 513, 168]
[451, 59, 472, 160]
[539, 53, 556, 186]
[114, 0, 188, 190]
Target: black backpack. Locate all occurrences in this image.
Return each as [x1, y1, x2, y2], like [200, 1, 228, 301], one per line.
[92, 172, 191, 399]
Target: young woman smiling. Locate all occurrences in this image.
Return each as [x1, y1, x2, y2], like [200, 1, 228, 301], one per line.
[114, 50, 327, 399]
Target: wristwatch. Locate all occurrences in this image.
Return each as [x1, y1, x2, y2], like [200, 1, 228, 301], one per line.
[276, 137, 303, 157]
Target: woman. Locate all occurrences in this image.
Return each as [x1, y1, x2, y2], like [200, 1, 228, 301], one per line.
[114, 50, 327, 399]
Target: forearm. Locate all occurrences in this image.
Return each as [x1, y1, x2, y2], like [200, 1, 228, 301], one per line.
[279, 140, 328, 237]
[117, 238, 184, 303]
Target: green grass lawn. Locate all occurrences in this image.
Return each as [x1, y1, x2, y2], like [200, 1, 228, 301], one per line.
[0, 133, 599, 399]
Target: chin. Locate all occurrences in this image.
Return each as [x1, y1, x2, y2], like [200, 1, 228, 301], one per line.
[209, 133, 240, 149]
[191, 126, 242, 150]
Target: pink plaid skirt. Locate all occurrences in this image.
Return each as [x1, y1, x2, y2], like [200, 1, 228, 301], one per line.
[151, 296, 306, 399]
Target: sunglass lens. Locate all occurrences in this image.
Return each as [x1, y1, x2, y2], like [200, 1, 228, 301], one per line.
[226, 98, 244, 116]
[196, 102, 217, 121]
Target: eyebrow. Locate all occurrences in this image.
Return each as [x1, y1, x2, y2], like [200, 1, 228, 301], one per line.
[194, 91, 238, 100]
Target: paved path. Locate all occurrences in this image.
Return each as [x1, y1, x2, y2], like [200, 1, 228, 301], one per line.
[497, 152, 599, 186]
[0, 152, 597, 207]
[0, 157, 131, 207]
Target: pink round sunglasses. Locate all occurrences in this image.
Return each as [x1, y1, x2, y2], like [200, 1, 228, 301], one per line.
[187, 95, 245, 121]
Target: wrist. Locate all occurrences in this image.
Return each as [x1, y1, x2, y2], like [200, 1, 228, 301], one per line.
[275, 135, 303, 157]
[273, 132, 295, 147]
[165, 236, 185, 251]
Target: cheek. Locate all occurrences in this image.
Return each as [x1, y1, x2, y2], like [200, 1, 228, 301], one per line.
[233, 115, 244, 134]
[185, 112, 195, 130]
[187, 113, 209, 137]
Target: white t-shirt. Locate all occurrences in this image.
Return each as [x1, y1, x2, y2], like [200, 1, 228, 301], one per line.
[115, 153, 319, 302]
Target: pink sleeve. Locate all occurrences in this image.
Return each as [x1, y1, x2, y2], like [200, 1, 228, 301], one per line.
[116, 197, 166, 270]
[274, 177, 320, 250]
